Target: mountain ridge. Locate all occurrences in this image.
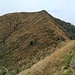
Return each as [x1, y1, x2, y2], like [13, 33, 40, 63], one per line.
[0, 10, 75, 75]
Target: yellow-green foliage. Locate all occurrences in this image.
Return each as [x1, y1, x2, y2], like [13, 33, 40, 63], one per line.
[61, 53, 74, 75]
[62, 69, 73, 75]
[65, 54, 74, 67]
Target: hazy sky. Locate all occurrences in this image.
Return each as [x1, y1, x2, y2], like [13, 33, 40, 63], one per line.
[0, 0, 75, 24]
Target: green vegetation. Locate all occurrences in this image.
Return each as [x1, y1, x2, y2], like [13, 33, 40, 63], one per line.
[54, 18, 75, 39]
[61, 53, 74, 75]
[16, 69, 20, 74]
[65, 54, 74, 68]
[62, 69, 73, 75]
[0, 68, 7, 75]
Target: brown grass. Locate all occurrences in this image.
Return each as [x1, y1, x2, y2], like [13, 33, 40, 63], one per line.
[17, 40, 75, 75]
[0, 10, 72, 75]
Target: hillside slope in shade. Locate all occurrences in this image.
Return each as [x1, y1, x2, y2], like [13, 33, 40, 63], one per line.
[53, 17, 75, 39]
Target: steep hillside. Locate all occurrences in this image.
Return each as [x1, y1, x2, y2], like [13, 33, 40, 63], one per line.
[0, 10, 74, 75]
[17, 40, 75, 75]
[53, 17, 75, 39]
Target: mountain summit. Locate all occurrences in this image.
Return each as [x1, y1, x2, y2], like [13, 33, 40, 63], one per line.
[0, 10, 75, 75]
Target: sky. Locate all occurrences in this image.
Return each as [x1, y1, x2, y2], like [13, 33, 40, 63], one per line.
[0, 0, 75, 25]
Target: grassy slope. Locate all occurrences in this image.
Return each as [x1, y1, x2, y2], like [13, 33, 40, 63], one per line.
[53, 17, 75, 39]
[17, 40, 75, 75]
[0, 10, 74, 75]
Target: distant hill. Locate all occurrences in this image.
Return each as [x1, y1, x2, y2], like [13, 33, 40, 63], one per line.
[0, 10, 75, 75]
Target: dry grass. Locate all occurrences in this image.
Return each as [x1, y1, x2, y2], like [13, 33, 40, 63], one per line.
[17, 40, 75, 75]
[0, 10, 73, 75]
